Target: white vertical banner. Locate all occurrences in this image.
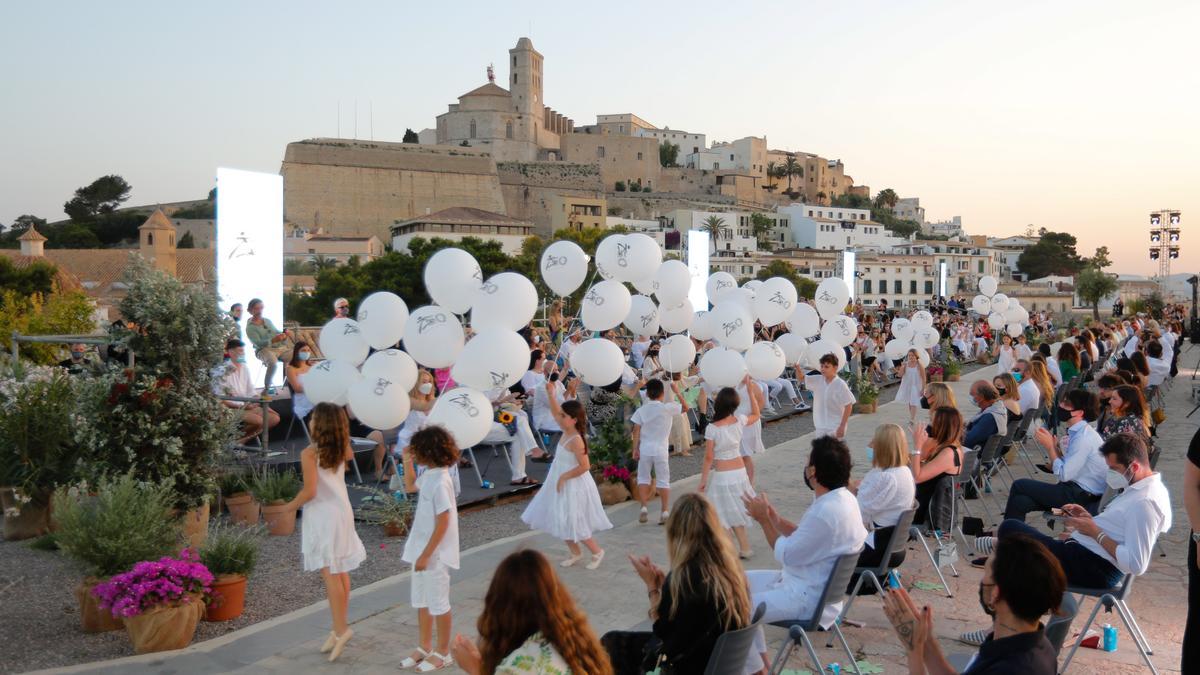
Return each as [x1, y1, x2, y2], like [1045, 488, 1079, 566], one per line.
[939, 261, 948, 297]
[842, 249, 856, 300]
[216, 167, 284, 388]
[687, 230, 710, 310]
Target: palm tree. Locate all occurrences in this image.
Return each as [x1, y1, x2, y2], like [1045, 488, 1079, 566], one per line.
[310, 254, 338, 272]
[702, 215, 725, 253]
[874, 188, 899, 211]
[766, 161, 778, 191]
[816, 191, 827, 205]
[782, 154, 801, 193]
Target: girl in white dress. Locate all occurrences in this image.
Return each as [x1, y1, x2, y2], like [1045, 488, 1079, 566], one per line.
[736, 381, 766, 485]
[993, 333, 1016, 374]
[521, 379, 612, 570]
[698, 378, 761, 559]
[286, 402, 367, 663]
[894, 349, 926, 425]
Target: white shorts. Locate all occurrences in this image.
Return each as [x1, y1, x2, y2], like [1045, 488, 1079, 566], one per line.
[637, 453, 670, 488]
[410, 561, 451, 616]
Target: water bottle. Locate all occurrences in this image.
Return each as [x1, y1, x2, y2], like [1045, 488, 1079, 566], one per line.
[827, 663, 841, 674]
[482, 480, 494, 489]
[1102, 623, 1118, 652]
[887, 570, 901, 589]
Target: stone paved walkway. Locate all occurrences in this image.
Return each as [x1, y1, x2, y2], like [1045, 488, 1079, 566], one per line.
[43, 358, 1195, 674]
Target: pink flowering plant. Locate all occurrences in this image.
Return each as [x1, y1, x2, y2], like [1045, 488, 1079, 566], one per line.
[601, 465, 632, 484]
[92, 549, 214, 619]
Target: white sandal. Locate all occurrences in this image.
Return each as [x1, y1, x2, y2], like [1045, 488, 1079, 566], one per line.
[400, 647, 428, 668]
[415, 651, 453, 672]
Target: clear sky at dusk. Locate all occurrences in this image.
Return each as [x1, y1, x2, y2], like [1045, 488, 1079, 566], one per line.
[3, 0, 1198, 275]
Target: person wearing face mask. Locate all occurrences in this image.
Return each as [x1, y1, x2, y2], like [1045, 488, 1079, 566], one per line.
[218, 339, 281, 445]
[961, 381, 1007, 454]
[286, 340, 316, 422]
[847, 423, 916, 593]
[884, 533, 1065, 674]
[1012, 359, 1041, 416]
[332, 297, 351, 320]
[991, 373, 1022, 424]
[58, 342, 96, 376]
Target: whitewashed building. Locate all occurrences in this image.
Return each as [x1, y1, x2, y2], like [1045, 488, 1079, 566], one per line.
[777, 204, 907, 252]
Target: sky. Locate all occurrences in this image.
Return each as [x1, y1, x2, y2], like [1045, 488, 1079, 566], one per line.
[3, 0, 1198, 276]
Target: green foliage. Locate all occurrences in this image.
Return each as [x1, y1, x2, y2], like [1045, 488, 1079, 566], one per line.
[831, 193, 873, 209]
[52, 474, 183, 578]
[356, 486, 416, 528]
[659, 141, 680, 167]
[782, 153, 802, 192]
[869, 208, 922, 238]
[0, 256, 60, 296]
[755, 260, 818, 299]
[28, 533, 59, 551]
[702, 215, 726, 251]
[218, 471, 250, 496]
[1076, 267, 1119, 320]
[873, 188, 899, 210]
[171, 190, 216, 219]
[0, 363, 81, 504]
[64, 175, 132, 222]
[199, 523, 262, 577]
[939, 340, 962, 375]
[402, 128, 419, 143]
[614, 180, 626, 192]
[1017, 231, 1084, 279]
[283, 258, 314, 275]
[250, 466, 300, 504]
[0, 288, 97, 364]
[589, 415, 632, 472]
[847, 371, 879, 404]
[1089, 246, 1112, 269]
[177, 231, 195, 249]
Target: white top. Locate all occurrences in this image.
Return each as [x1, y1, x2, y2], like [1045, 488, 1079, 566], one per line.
[1146, 356, 1170, 387]
[531, 380, 566, 431]
[1015, 344, 1034, 361]
[1017, 378, 1041, 414]
[704, 415, 748, 461]
[396, 409, 428, 450]
[1053, 420, 1108, 496]
[219, 364, 256, 401]
[804, 374, 856, 431]
[631, 400, 682, 457]
[401, 467, 460, 569]
[630, 339, 650, 368]
[773, 488, 868, 626]
[1045, 356, 1063, 387]
[1123, 336, 1139, 357]
[856, 467, 916, 528]
[559, 338, 581, 365]
[996, 345, 1016, 373]
[1071, 473, 1171, 575]
[520, 370, 544, 393]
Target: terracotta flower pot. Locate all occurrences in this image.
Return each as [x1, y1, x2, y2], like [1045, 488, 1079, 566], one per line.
[597, 481, 630, 506]
[123, 599, 204, 653]
[76, 577, 124, 633]
[261, 502, 296, 536]
[852, 402, 878, 414]
[225, 493, 259, 526]
[180, 502, 210, 550]
[1, 488, 50, 541]
[947, 373, 961, 382]
[383, 521, 407, 537]
[205, 574, 247, 622]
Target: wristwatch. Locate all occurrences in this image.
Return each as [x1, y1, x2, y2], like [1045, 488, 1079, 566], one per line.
[1191, 531, 1200, 543]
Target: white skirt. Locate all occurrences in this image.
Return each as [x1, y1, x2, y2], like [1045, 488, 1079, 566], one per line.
[706, 468, 756, 529]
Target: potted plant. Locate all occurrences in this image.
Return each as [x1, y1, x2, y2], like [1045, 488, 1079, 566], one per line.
[849, 373, 880, 414]
[93, 549, 213, 653]
[51, 474, 182, 633]
[219, 471, 258, 525]
[926, 363, 944, 383]
[588, 416, 632, 505]
[943, 352, 962, 382]
[251, 467, 301, 536]
[198, 523, 261, 622]
[357, 486, 416, 537]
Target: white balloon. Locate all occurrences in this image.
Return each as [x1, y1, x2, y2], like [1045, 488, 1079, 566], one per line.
[659, 334, 697, 373]
[1007, 297, 1021, 309]
[745, 341, 786, 380]
[917, 327, 940, 350]
[357, 292, 409, 350]
[821, 314, 858, 347]
[347, 375, 411, 430]
[581, 280, 633, 332]
[690, 311, 716, 341]
[570, 338, 625, 386]
[743, 279, 764, 291]
[1003, 306, 1025, 323]
[917, 350, 931, 368]
[319, 318, 370, 366]
[540, 240, 589, 296]
[623, 233, 662, 281]
[427, 387, 493, 448]
[987, 312, 1006, 330]
[706, 271, 738, 305]
[654, 260, 692, 306]
[892, 318, 915, 343]
[728, 287, 757, 317]
[659, 299, 695, 334]
[786, 302, 821, 338]
[699, 346, 747, 389]
[632, 278, 659, 296]
[1006, 323, 1024, 338]
[989, 293, 1010, 315]
[424, 248, 482, 314]
[623, 295, 660, 336]
[451, 329, 529, 391]
[754, 277, 798, 327]
[595, 234, 627, 283]
[979, 275, 998, 297]
[471, 272, 538, 332]
[709, 301, 754, 351]
[776, 333, 809, 365]
[813, 278, 851, 320]
[403, 305, 465, 368]
[971, 294, 991, 314]
[804, 338, 845, 371]
[884, 339, 907, 361]
[361, 348, 419, 393]
[301, 359, 362, 406]
[911, 310, 934, 329]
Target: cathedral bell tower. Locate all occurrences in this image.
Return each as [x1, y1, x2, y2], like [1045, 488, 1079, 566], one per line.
[508, 37, 542, 117]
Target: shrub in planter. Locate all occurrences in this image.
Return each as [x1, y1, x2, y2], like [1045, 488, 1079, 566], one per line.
[93, 549, 213, 653]
[250, 467, 301, 536]
[51, 475, 182, 632]
[357, 486, 416, 537]
[219, 472, 258, 525]
[199, 523, 261, 621]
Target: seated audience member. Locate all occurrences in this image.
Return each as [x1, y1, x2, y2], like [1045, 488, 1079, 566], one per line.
[1093, 373, 1123, 432]
[1037, 343, 1062, 387]
[484, 385, 542, 486]
[451, 549, 612, 675]
[285, 341, 315, 422]
[922, 382, 958, 413]
[243, 298, 293, 390]
[218, 339, 280, 444]
[58, 342, 97, 375]
[912, 406, 966, 526]
[106, 320, 131, 365]
[849, 423, 916, 590]
[1100, 384, 1151, 442]
[1144, 340, 1171, 387]
[1056, 342, 1082, 383]
[992, 373, 1022, 424]
[741, 436, 867, 673]
[332, 297, 351, 320]
[963, 381, 1007, 451]
[884, 533, 1065, 674]
[1012, 360, 1041, 415]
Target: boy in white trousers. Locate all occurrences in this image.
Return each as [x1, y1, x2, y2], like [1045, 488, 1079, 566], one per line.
[631, 378, 687, 524]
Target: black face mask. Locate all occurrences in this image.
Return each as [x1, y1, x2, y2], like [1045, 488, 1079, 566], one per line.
[919, 396, 931, 410]
[995, 387, 1006, 396]
[978, 582, 996, 617]
[803, 466, 813, 491]
[1056, 407, 1075, 423]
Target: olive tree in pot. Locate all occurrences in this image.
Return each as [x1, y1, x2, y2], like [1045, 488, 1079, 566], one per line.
[199, 523, 262, 621]
[251, 467, 301, 536]
[357, 486, 416, 537]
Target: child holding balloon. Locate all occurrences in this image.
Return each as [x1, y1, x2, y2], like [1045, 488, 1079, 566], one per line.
[895, 349, 927, 425]
[698, 378, 761, 559]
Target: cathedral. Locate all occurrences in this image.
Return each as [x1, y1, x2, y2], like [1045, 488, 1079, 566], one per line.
[434, 37, 575, 162]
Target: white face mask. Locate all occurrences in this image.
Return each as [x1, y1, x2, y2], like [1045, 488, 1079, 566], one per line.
[865, 447, 875, 463]
[418, 382, 434, 395]
[1106, 466, 1132, 491]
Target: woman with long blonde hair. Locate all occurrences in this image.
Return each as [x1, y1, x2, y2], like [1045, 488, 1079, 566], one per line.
[923, 382, 957, 412]
[1026, 359, 1055, 408]
[991, 372, 1022, 422]
[849, 424, 916, 582]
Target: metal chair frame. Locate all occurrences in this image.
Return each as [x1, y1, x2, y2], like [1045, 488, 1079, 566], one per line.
[767, 552, 862, 675]
[835, 507, 918, 624]
[1060, 574, 1158, 674]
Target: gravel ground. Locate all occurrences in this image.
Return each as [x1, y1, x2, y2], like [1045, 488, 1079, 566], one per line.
[0, 363, 987, 674]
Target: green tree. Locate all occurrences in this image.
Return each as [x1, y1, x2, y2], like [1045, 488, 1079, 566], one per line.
[659, 141, 680, 167]
[832, 193, 872, 209]
[816, 191, 827, 205]
[177, 231, 195, 249]
[55, 224, 101, 248]
[750, 212, 774, 251]
[702, 215, 725, 253]
[1076, 266, 1119, 321]
[755, 260, 817, 299]
[1089, 246, 1112, 269]
[765, 161, 778, 191]
[283, 258, 313, 275]
[873, 188, 899, 211]
[64, 175, 132, 222]
[782, 154, 801, 193]
[0, 288, 97, 364]
[1016, 230, 1084, 280]
[8, 214, 47, 234]
[403, 128, 419, 143]
[310, 254, 338, 272]
[0, 257, 64, 299]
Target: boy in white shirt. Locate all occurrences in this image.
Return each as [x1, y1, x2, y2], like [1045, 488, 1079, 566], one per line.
[631, 378, 687, 524]
[804, 352, 856, 439]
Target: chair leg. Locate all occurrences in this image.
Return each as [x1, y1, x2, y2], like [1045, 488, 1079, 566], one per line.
[831, 624, 861, 675]
[799, 630, 824, 675]
[465, 447, 486, 487]
[911, 527, 956, 595]
[1113, 600, 1159, 674]
[768, 633, 794, 675]
[1060, 594, 1108, 673]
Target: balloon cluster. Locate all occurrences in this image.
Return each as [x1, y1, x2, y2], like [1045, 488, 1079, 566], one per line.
[972, 275, 1029, 338]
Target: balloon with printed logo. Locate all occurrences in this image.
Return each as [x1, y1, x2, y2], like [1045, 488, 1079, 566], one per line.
[403, 305, 465, 368]
[971, 294, 991, 314]
[347, 375, 411, 430]
[654, 260, 692, 306]
[451, 329, 529, 391]
[1003, 305, 1025, 324]
[911, 310, 934, 329]
[917, 349, 931, 368]
[804, 338, 845, 371]
[987, 312, 1005, 330]
[659, 334, 697, 374]
[356, 292, 409, 350]
[424, 248, 482, 314]
[745, 341, 786, 380]
[884, 338, 907, 361]
[580, 279, 632, 332]
[427, 387, 493, 448]
[623, 294, 660, 336]
[571, 338, 625, 386]
[623, 233, 662, 282]
[301, 358, 362, 406]
[699, 346, 747, 388]
[361, 348, 419, 393]
[821, 314, 858, 348]
[659, 299, 694, 334]
[916, 326, 940, 350]
[709, 301, 754, 351]
[813, 277, 851, 320]
[786, 302, 821, 338]
[754, 277, 798, 327]
[775, 332, 809, 366]
[1006, 323, 1023, 338]
[690, 311, 715, 340]
[892, 318, 914, 343]
[706, 271, 738, 305]
[471, 272, 538, 332]
[319, 318, 370, 366]
[989, 293, 1010, 315]
[540, 240, 589, 296]
[978, 275, 998, 298]
[632, 278, 658, 296]
[594, 234, 626, 282]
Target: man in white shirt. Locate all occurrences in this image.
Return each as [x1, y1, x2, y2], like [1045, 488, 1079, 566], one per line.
[1145, 341, 1171, 387]
[1013, 359, 1041, 414]
[631, 379, 686, 524]
[218, 339, 279, 444]
[742, 437, 868, 673]
[804, 353, 856, 439]
[630, 334, 651, 369]
[557, 330, 583, 369]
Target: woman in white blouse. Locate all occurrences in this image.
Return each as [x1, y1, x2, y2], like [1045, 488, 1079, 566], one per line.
[848, 423, 916, 584]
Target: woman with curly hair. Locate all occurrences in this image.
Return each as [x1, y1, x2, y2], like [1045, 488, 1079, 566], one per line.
[451, 549, 612, 674]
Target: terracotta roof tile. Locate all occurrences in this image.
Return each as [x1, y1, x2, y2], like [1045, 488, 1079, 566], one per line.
[140, 208, 175, 231]
[393, 207, 531, 228]
[17, 226, 47, 242]
[460, 82, 510, 98]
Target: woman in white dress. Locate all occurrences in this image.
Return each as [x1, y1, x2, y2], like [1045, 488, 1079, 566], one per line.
[521, 379, 612, 570]
[286, 402, 367, 662]
[894, 349, 926, 425]
[735, 381, 766, 485]
[698, 378, 761, 559]
[993, 333, 1016, 374]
